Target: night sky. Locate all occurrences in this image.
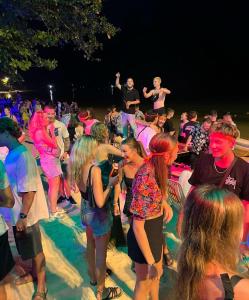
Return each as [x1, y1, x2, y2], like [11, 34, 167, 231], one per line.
[23, 0, 249, 112]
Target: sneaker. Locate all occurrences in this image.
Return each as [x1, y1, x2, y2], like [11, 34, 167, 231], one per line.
[56, 207, 66, 214]
[50, 211, 64, 219]
[67, 196, 77, 205]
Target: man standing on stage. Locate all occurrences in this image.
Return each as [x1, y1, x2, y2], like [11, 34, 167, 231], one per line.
[115, 72, 140, 138]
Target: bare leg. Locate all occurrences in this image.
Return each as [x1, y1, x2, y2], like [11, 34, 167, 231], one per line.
[0, 284, 7, 300]
[32, 251, 46, 294]
[48, 176, 60, 213]
[86, 226, 96, 283]
[149, 257, 163, 300]
[95, 232, 110, 300]
[133, 263, 151, 300]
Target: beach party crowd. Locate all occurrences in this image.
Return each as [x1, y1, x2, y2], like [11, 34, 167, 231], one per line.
[0, 73, 249, 300]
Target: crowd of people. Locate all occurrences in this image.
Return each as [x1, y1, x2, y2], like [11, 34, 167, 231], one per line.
[0, 73, 249, 300]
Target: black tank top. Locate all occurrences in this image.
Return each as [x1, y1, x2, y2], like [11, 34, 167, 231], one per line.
[220, 273, 243, 300]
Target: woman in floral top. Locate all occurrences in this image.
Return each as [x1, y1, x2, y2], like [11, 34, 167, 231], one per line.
[127, 132, 178, 300]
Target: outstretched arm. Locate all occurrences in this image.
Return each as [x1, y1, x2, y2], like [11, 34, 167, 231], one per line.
[143, 87, 153, 99]
[161, 87, 171, 94]
[115, 72, 122, 90]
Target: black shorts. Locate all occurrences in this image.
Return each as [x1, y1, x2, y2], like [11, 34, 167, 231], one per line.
[13, 222, 43, 260]
[127, 215, 163, 264]
[153, 107, 165, 115]
[0, 231, 15, 281]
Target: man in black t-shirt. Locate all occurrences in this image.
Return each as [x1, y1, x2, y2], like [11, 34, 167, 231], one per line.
[163, 108, 175, 135]
[115, 72, 140, 138]
[188, 121, 249, 254]
[182, 111, 199, 146]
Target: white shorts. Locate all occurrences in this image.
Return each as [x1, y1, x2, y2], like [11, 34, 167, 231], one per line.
[40, 155, 62, 179]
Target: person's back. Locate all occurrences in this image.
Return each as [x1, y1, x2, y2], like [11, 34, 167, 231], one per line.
[200, 271, 249, 300]
[136, 124, 156, 155]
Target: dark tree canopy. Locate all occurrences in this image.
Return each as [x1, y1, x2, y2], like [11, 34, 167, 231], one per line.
[0, 0, 118, 81]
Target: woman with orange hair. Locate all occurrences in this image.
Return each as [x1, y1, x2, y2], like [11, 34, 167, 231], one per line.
[127, 133, 178, 300]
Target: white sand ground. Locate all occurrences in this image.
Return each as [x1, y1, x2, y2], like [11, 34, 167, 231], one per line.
[4, 188, 179, 300]
[2, 136, 248, 300]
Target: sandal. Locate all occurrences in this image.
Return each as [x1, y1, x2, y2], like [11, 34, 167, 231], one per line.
[90, 268, 112, 286]
[101, 287, 122, 300]
[163, 252, 174, 267]
[14, 272, 35, 285]
[33, 288, 48, 300]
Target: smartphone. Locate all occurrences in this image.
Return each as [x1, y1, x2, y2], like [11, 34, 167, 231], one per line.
[110, 163, 119, 177]
[54, 128, 59, 136]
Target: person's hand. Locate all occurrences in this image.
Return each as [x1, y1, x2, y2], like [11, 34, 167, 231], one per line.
[162, 201, 173, 223]
[16, 218, 27, 231]
[71, 182, 79, 193]
[116, 72, 120, 78]
[108, 175, 119, 187]
[126, 101, 131, 109]
[148, 263, 162, 280]
[143, 87, 147, 93]
[61, 152, 69, 161]
[113, 203, 120, 216]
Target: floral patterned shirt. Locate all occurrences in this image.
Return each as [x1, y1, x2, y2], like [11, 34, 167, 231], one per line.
[130, 163, 163, 220]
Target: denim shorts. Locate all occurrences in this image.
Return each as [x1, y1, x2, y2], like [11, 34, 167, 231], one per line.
[81, 199, 113, 237]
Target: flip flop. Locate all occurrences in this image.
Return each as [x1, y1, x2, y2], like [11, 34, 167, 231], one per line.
[33, 288, 48, 300]
[102, 287, 122, 300]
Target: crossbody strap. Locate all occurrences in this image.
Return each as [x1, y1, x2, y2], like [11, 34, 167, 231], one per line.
[220, 273, 234, 300]
[87, 165, 95, 189]
[137, 126, 147, 139]
[218, 157, 238, 188]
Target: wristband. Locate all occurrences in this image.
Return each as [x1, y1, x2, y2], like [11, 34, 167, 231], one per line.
[19, 213, 27, 219]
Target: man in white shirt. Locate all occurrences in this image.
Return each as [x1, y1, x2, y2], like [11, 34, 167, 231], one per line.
[0, 117, 49, 299]
[44, 105, 76, 209]
[0, 160, 15, 300]
[136, 111, 159, 155]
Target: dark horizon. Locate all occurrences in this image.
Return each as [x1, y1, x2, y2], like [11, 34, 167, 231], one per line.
[19, 0, 249, 113]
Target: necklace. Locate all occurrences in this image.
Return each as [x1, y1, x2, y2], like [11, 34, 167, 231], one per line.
[213, 161, 228, 174]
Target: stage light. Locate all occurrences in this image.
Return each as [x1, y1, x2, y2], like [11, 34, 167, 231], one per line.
[48, 84, 54, 102]
[6, 93, 11, 98]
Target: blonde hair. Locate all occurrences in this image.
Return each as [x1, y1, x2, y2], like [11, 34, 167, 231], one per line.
[176, 185, 243, 300]
[211, 120, 240, 139]
[69, 135, 98, 185]
[90, 122, 109, 144]
[153, 76, 162, 84]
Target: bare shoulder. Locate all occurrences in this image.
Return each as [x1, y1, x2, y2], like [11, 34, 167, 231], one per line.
[235, 278, 249, 299]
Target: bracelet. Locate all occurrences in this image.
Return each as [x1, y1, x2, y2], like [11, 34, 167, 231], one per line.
[19, 213, 27, 219]
[113, 203, 119, 206]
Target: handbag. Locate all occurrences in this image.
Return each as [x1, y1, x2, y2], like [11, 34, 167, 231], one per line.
[218, 157, 238, 188]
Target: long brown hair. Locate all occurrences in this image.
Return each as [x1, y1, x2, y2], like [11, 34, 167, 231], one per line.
[121, 137, 146, 158]
[176, 185, 243, 300]
[148, 133, 178, 197]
